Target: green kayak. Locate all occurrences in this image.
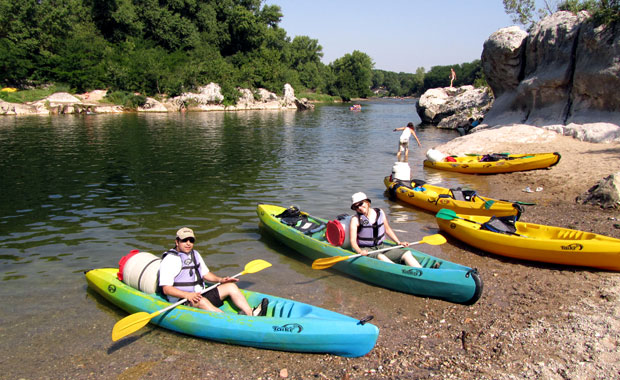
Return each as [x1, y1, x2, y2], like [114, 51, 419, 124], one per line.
[257, 204, 483, 305]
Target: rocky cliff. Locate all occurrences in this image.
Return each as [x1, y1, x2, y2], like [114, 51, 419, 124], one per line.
[482, 11, 620, 142]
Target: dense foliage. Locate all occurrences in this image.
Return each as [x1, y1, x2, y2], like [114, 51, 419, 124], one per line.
[371, 60, 485, 97]
[0, 0, 485, 102]
[503, 0, 619, 26]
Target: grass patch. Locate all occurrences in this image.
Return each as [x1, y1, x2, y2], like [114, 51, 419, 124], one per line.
[296, 92, 339, 102]
[0, 84, 73, 103]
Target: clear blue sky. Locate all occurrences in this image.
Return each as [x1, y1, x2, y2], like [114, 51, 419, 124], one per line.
[264, 0, 520, 73]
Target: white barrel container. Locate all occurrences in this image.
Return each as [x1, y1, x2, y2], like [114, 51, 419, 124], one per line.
[391, 162, 411, 181]
[426, 148, 447, 162]
[326, 215, 352, 249]
[122, 251, 161, 294]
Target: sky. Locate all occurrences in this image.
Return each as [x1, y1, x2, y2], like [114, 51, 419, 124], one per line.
[264, 0, 522, 73]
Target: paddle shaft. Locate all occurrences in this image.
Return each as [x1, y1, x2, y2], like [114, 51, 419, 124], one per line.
[351, 244, 404, 258]
[154, 270, 245, 317]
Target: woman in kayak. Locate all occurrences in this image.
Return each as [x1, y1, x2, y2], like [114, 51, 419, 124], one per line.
[348, 192, 422, 267]
[393, 122, 421, 162]
[159, 227, 268, 316]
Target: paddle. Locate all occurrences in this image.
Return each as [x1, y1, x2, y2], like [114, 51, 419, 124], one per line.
[111, 259, 272, 341]
[435, 209, 526, 237]
[483, 199, 536, 209]
[311, 234, 447, 270]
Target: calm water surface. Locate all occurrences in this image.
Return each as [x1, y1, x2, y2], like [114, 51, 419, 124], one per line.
[0, 99, 495, 368]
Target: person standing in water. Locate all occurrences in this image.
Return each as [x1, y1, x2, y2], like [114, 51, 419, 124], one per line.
[393, 122, 421, 162]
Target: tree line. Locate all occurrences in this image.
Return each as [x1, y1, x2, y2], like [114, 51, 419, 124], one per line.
[0, 0, 487, 104]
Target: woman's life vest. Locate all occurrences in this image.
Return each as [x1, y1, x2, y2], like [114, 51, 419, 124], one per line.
[161, 248, 205, 295]
[356, 208, 385, 247]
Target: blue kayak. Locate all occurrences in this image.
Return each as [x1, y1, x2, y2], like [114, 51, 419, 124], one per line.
[85, 268, 379, 357]
[257, 203, 483, 305]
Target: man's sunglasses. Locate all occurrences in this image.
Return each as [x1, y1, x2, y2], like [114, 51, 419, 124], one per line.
[180, 237, 195, 243]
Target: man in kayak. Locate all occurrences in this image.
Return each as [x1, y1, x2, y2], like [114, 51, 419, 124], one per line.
[393, 122, 421, 162]
[159, 227, 268, 316]
[348, 193, 422, 267]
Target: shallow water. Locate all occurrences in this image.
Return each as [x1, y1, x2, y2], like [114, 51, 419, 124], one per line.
[0, 99, 496, 376]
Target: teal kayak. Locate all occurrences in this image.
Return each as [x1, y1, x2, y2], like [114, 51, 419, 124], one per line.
[85, 268, 379, 357]
[257, 204, 483, 305]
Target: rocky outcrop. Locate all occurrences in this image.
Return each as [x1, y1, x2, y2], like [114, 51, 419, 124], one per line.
[415, 85, 493, 129]
[481, 11, 620, 142]
[576, 172, 620, 209]
[481, 26, 528, 98]
[0, 83, 312, 115]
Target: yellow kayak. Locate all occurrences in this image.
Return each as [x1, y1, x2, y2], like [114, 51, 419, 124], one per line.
[435, 209, 620, 271]
[384, 176, 522, 217]
[424, 152, 561, 174]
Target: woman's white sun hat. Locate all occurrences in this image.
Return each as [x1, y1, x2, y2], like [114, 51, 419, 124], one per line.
[351, 192, 371, 209]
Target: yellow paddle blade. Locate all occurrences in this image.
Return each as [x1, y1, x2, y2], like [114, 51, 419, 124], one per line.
[311, 255, 354, 270]
[242, 259, 271, 274]
[421, 234, 447, 246]
[112, 312, 155, 341]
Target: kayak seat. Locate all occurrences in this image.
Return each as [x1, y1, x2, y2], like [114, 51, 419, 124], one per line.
[411, 179, 426, 188]
[481, 215, 518, 235]
[277, 208, 326, 236]
[270, 300, 312, 318]
[450, 188, 477, 202]
[293, 219, 326, 235]
[418, 256, 430, 267]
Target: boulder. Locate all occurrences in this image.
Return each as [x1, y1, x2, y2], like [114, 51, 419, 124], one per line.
[481, 26, 528, 97]
[175, 82, 224, 106]
[416, 85, 493, 128]
[576, 172, 620, 209]
[45, 92, 82, 103]
[138, 97, 168, 112]
[283, 83, 296, 106]
[257, 88, 278, 102]
[294, 98, 315, 111]
[0, 99, 39, 115]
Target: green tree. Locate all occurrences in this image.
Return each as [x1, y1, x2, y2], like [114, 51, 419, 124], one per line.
[504, 0, 619, 26]
[329, 50, 374, 100]
[289, 36, 326, 91]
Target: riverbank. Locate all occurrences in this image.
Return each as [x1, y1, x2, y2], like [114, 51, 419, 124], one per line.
[79, 128, 618, 379]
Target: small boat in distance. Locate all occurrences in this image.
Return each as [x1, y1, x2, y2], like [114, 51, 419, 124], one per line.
[350, 104, 361, 111]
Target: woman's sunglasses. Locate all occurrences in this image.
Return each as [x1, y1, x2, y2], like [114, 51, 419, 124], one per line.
[351, 201, 364, 210]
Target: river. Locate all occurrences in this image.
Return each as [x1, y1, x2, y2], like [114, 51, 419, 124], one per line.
[0, 99, 496, 378]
